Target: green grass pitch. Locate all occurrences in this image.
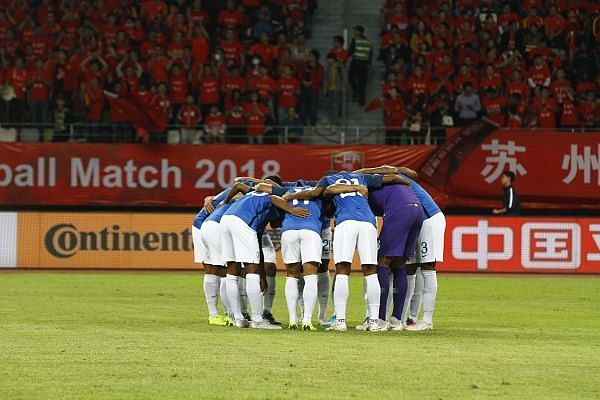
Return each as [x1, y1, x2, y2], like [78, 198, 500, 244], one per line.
[1, 272, 599, 400]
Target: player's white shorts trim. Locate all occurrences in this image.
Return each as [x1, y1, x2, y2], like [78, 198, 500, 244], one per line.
[407, 212, 446, 264]
[192, 225, 206, 263]
[332, 220, 378, 265]
[199, 220, 223, 266]
[261, 232, 276, 264]
[220, 215, 260, 264]
[321, 227, 332, 260]
[281, 229, 322, 265]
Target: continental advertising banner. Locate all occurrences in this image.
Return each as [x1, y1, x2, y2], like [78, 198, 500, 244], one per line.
[0, 143, 433, 207]
[2, 212, 599, 273]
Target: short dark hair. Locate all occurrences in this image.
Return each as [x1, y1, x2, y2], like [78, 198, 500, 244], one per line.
[503, 171, 516, 182]
[264, 175, 282, 186]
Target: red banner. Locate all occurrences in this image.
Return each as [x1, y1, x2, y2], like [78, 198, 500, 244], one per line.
[0, 143, 433, 207]
[440, 216, 600, 273]
[420, 128, 600, 210]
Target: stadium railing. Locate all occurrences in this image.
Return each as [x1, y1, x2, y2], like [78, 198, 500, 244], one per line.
[0, 122, 596, 146]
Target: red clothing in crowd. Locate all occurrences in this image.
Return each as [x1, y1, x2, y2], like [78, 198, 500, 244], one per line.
[383, 96, 405, 128]
[244, 102, 268, 137]
[532, 97, 559, 128]
[560, 100, 578, 126]
[277, 76, 301, 108]
[199, 77, 220, 105]
[7, 68, 28, 100]
[169, 73, 188, 105]
[249, 75, 277, 102]
[204, 111, 225, 132]
[27, 70, 51, 101]
[84, 86, 104, 120]
[178, 104, 202, 128]
[482, 96, 507, 126]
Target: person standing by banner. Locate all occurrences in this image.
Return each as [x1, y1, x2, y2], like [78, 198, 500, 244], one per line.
[493, 171, 520, 215]
[348, 25, 372, 107]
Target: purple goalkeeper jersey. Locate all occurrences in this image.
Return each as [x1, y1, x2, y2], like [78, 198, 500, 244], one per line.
[369, 184, 424, 258]
[368, 184, 420, 217]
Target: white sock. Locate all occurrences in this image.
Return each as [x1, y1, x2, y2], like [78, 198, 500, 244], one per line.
[363, 279, 369, 319]
[264, 275, 276, 313]
[422, 270, 438, 324]
[245, 273, 263, 322]
[317, 271, 330, 320]
[302, 275, 318, 324]
[365, 274, 380, 322]
[297, 273, 305, 318]
[226, 274, 243, 320]
[285, 277, 299, 324]
[203, 274, 220, 317]
[410, 269, 424, 320]
[402, 274, 416, 321]
[219, 278, 231, 315]
[239, 277, 248, 314]
[333, 274, 349, 321]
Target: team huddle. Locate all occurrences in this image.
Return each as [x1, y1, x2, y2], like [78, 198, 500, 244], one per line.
[192, 165, 446, 332]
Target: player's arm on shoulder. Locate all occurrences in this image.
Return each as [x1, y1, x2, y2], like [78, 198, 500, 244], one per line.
[382, 174, 411, 186]
[270, 195, 310, 218]
[255, 182, 274, 193]
[234, 176, 263, 183]
[284, 186, 323, 201]
[397, 167, 418, 179]
[353, 165, 398, 175]
[223, 182, 253, 204]
[324, 184, 368, 198]
[203, 195, 216, 213]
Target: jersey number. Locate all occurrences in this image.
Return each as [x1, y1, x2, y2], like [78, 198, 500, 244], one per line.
[292, 188, 310, 205]
[335, 178, 362, 198]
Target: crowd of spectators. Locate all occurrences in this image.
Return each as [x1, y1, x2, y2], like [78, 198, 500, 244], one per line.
[0, 0, 324, 143]
[377, 0, 599, 144]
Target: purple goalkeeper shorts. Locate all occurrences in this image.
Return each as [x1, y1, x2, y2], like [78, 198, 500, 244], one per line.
[378, 203, 424, 259]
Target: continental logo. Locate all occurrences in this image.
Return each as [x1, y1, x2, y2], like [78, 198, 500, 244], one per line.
[44, 224, 192, 258]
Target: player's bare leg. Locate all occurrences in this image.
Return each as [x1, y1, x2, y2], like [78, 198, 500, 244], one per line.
[285, 262, 302, 328]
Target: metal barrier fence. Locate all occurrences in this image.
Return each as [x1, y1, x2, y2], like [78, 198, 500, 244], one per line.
[0, 122, 594, 146]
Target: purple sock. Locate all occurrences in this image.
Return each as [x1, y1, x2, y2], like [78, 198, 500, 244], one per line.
[392, 267, 408, 320]
[377, 266, 390, 320]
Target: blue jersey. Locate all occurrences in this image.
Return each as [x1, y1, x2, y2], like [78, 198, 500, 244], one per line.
[205, 202, 233, 223]
[224, 191, 279, 232]
[401, 175, 441, 218]
[281, 186, 323, 235]
[318, 172, 383, 227]
[192, 188, 229, 228]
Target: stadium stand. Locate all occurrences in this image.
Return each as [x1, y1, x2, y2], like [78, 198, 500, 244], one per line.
[377, 0, 599, 143]
[0, 0, 597, 144]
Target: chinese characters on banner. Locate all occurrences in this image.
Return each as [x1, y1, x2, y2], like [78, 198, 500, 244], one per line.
[443, 216, 600, 273]
[444, 131, 600, 209]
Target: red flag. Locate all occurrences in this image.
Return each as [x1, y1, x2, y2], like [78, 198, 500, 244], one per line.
[104, 91, 166, 133]
[364, 97, 383, 112]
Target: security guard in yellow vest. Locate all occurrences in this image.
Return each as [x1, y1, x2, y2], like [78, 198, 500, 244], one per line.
[348, 25, 372, 107]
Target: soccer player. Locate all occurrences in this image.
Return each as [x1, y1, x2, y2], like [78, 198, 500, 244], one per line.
[286, 171, 407, 332]
[220, 182, 310, 329]
[192, 188, 233, 326]
[354, 165, 445, 331]
[355, 169, 424, 331]
[261, 232, 281, 325]
[257, 181, 323, 331]
[403, 172, 446, 331]
[317, 201, 334, 325]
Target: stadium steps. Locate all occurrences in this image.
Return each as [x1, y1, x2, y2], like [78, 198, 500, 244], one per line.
[309, 0, 384, 144]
